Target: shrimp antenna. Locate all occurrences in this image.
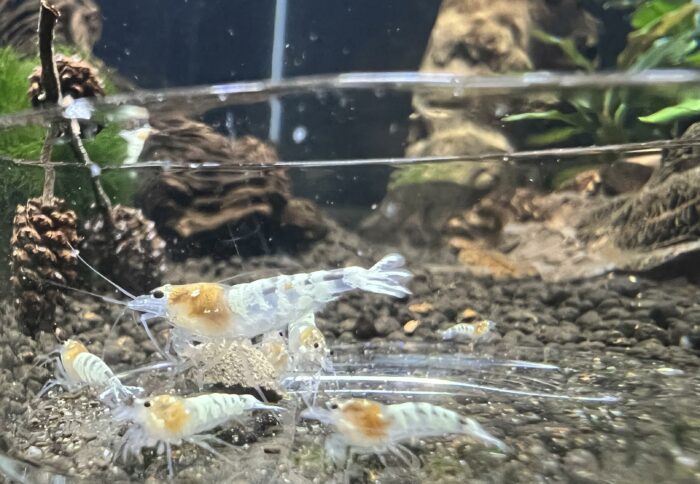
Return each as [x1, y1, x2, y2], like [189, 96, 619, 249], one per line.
[42, 279, 128, 306]
[67, 242, 136, 300]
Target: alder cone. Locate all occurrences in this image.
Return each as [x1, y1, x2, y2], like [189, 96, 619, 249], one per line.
[28, 54, 105, 106]
[81, 205, 166, 295]
[9, 197, 79, 337]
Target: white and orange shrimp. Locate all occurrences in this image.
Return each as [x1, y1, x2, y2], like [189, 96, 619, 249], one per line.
[37, 339, 142, 405]
[113, 393, 283, 477]
[438, 320, 498, 343]
[301, 398, 508, 468]
[130, 254, 411, 344]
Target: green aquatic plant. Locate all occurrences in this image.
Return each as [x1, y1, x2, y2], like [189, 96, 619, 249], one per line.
[503, 0, 700, 147]
[0, 47, 135, 211]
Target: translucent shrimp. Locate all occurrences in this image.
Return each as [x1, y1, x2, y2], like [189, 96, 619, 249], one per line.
[438, 320, 498, 342]
[37, 339, 142, 405]
[126, 253, 412, 343]
[113, 393, 283, 477]
[258, 330, 290, 375]
[301, 398, 508, 468]
[288, 313, 331, 372]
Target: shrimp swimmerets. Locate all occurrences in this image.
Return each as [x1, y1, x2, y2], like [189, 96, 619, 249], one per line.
[301, 398, 508, 468]
[113, 393, 283, 477]
[127, 253, 412, 344]
[37, 339, 142, 405]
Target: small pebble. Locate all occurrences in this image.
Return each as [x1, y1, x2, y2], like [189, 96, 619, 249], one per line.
[403, 319, 421, 335]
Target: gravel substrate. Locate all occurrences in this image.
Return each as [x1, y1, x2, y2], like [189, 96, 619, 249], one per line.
[1, 221, 699, 483]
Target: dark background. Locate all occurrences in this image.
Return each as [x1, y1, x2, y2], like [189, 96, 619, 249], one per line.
[94, 1, 442, 207]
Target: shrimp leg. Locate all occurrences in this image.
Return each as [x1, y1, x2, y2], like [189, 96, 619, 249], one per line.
[139, 314, 173, 361]
[166, 442, 174, 479]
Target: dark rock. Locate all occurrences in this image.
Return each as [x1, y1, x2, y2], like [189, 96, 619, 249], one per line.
[373, 316, 401, 336]
[576, 310, 603, 329]
[542, 288, 572, 306]
[602, 307, 631, 320]
[597, 297, 622, 310]
[586, 289, 610, 306]
[648, 302, 681, 328]
[608, 277, 641, 297]
[564, 449, 599, 484]
[668, 320, 691, 345]
[633, 323, 669, 345]
[354, 316, 377, 340]
[555, 306, 580, 321]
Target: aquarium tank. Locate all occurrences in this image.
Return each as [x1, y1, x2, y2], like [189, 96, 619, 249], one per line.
[1, 0, 700, 482]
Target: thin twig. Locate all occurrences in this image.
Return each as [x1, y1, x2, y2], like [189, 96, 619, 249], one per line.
[68, 118, 115, 231]
[37, 1, 61, 204]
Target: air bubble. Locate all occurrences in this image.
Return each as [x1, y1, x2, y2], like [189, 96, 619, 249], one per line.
[292, 126, 308, 144]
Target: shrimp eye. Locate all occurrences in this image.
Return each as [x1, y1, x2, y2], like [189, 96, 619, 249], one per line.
[329, 403, 339, 409]
[144, 401, 151, 408]
[313, 343, 319, 349]
[152, 290, 164, 299]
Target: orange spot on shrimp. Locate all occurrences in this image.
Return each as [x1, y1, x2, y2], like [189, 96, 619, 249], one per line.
[475, 320, 491, 336]
[341, 399, 390, 439]
[167, 283, 233, 335]
[148, 395, 190, 434]
[62, 340, 88, 366]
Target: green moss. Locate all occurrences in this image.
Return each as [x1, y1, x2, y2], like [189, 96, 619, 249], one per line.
[0, 46, 137, 269]
[389, 162, 478, 189]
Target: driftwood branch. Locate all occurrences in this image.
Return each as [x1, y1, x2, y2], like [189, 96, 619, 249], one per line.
[38, 1, 61, 104]
[37, 1, 114, 226]
[67, 119, 114, 229]
[37, 1, 61, 204]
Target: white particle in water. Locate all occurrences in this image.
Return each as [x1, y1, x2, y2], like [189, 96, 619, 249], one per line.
[371, 203, 377, 210]
[292, 126, 308, 144]
[309, 32, 318, 42]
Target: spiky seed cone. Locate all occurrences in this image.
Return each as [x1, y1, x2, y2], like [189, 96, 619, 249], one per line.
[80, 205, 166, 295]
[10, 197, 79, 337]
[28, 54, 105, 106]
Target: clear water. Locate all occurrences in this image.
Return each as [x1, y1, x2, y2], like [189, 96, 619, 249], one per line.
[1, 6, 700, 483]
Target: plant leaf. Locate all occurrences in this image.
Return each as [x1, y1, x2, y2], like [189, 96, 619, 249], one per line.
[525, 127, 587, 146]
[639, 98, 700, 123]
[502, 110, 585, 126]
[631, 0, 689, 29]
[619, 1, 698, 68]
[531, 29, 596, 71]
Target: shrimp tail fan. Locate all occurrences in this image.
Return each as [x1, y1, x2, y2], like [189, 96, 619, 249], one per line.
[344, 254, 412, 298]
[462, 417, 510, 453]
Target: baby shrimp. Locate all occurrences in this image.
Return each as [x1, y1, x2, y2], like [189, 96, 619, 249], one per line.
[113, 393, 283, 477]
[438, 319, 497, 343]
[37, 339, 142, 405]
[301, 398, 508, 468]
[258, 330, 290, 376]
[288, 313, 331, 372]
